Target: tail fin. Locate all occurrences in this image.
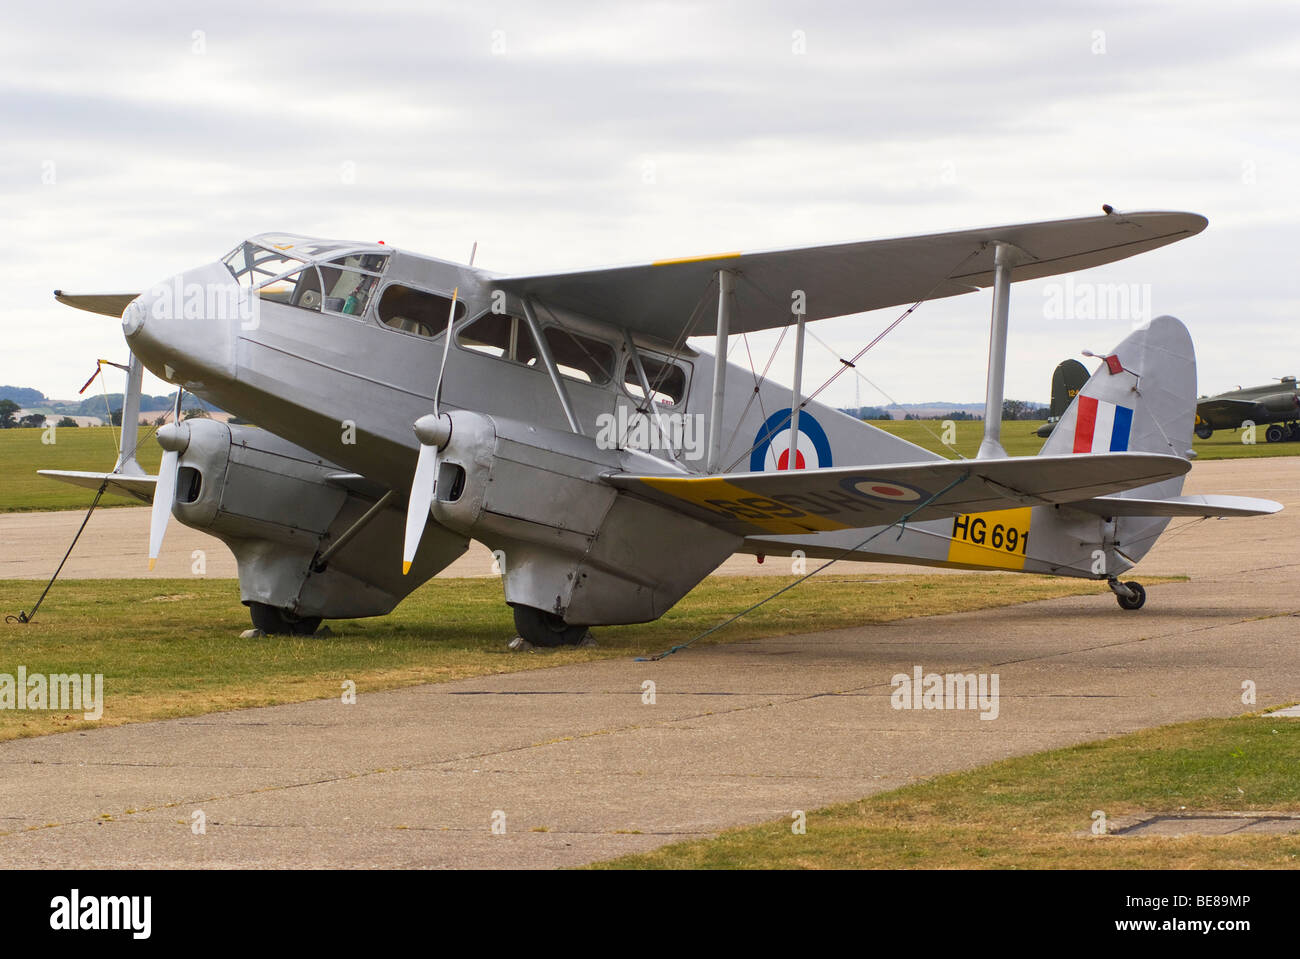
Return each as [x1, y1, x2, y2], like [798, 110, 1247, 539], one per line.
[1041, 314, 1195, 465]
[1041, 314, 1197, 567]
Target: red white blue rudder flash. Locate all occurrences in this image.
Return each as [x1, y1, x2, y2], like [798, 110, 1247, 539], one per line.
[1073, 396, 1133, 452]
[751, 409, 833, 471]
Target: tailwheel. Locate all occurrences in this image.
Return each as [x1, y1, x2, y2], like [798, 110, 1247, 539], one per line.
[512, 605, 590, 647]
[1108, 579, 1146, 611]
[248, 602, 323, 636]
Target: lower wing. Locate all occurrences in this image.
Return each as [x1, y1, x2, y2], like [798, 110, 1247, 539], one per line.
[606, 452, 1191, 536]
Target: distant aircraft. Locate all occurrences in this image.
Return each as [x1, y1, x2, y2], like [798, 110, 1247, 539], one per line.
[1035, 359, 1091, 438]
[1194, 377, 1300, 442]
[43, 210, 1281, 642]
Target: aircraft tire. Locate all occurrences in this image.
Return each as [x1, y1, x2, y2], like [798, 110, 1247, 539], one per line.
[1194, 424, 1213, 440]
[1116, 582, 1146, 611]
[248, 602, 322, 636]
[512, 605, 589, 647]
[1266, 424, 1285, 443]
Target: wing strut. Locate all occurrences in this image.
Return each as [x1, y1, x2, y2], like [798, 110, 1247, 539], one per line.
[114, 351, 146, 476]
[787, 300, 807, 470]
[622, 328, 681, 465]
[706, 270, 734, 472]
[976, 241, 1023, 459]
[521, 296, 584, 435]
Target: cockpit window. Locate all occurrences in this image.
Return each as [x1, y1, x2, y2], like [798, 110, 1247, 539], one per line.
[377, 284, 466, 336]
[224, 244, 305, 286]
[237, 237, 390, 318]
[319, 266, 381, 315]
[255, 266, 325, 311]
[328, 253, 389, 273]
[224, 239, 389, 305]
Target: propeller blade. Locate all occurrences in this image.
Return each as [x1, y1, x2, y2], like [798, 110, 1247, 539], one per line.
[432, 286, 459, 417]
[407, 270, 463, 574]
[149, 448, 178, 570]
[148, 390, 184, 570]
[402, 442, 438, 575]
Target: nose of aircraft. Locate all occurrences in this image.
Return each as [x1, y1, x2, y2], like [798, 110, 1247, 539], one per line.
[123, 261, 241, 389]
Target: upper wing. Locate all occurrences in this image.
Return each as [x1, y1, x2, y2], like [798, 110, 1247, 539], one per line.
[38, 470, 156, 504]
[492, 211, 1206, 340]
[53, 291, 140, 317]
[606, 452, 1190, 536]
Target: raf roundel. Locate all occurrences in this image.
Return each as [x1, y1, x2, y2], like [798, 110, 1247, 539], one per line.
[750, 409, 833, 472]
[840, 477, 928, 502]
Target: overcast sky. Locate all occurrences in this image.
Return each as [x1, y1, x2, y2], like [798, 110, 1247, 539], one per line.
[3, 0, 1297, 411]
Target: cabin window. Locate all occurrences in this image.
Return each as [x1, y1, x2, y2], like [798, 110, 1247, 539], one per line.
[377, 284, 466, 337]
[458, 311, 520, 359]
[454, 314, 615, 386]
[541, 327, 615, 385]
[623, 351, 689, 407]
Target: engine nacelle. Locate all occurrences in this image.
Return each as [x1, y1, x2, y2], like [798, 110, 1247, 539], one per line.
[171, 419, 467, 619]
[430, 412, 740, 626]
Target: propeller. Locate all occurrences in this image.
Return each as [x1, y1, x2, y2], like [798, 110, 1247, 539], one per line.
[401, 283, 463, 575]
[148, 391, 187, 570]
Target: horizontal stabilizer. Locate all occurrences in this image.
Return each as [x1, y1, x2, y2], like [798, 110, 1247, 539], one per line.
[38, 469, 156, 504]
[608, 452, 1190, 536]
[1067, 493, 1282, 518]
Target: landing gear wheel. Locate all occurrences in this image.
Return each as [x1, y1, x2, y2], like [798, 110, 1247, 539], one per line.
[1115, 581, 1146, 611]
[248, 602, 322, 636]
[1265, 424, 1285, 443]
[1194, 423, 1213, 440]
[512, 606, 589, 647]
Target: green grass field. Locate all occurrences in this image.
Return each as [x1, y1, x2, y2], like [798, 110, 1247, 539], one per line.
[0, 426, 162, 512]
[0, 572, 1114, 742]
[867, 418, 1300, 462]
[593, 712, 1300, 869]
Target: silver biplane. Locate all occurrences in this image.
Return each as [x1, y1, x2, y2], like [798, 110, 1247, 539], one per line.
[47, 209, 1281, 644]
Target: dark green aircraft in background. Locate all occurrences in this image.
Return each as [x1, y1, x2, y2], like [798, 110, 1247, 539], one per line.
[1194, 377, 1300, 442]
[1035, 359, 1091, 439]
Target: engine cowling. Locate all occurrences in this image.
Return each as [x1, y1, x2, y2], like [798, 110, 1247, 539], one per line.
[428, 411, 740, 626]
[169, 419, 467, 619]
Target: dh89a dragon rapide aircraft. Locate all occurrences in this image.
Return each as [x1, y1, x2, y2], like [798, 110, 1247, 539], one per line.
[47, 208, 1281, 645]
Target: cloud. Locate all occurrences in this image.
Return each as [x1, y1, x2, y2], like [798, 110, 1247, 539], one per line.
[2, 0, 1297, 406]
